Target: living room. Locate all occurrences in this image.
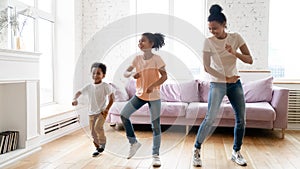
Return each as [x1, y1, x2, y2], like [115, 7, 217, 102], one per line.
[0, 0, 300, 168]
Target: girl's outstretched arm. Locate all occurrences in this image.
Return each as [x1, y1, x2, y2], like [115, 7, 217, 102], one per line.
[123, 66, 134, 78]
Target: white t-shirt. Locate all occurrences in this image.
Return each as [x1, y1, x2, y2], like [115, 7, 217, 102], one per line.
[132, 54, 166, 101]
[203, 33, 245, 82]
[80, 82, 113, 115]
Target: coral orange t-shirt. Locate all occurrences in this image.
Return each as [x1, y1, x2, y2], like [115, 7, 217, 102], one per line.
[132, 54, 166, 101]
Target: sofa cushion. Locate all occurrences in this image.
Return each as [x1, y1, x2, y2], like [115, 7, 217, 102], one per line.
[199, 77, 274, 103]
[109, 101, 188, 118]
[198, 80, 229, 103]
[125, 79, 200, 102]
[109, 102, 149, 116]
[161, 102, 188, 117]
[125, 79, 136, 98]
[243, 76, 273, 103]
[109, 83, 129, 101]
[186, 102, 276, 122]
[185, 102, 208, 119]
[180, 80, 201, 102]
[160, 83, 181, 102]
[221, 102, 276, 121]
[245, 102, 276, 121]
[161, 80, 200, 102]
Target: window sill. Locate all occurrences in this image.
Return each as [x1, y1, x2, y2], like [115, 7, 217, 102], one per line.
[273, 80, 300, 84]
[40, 104, 85, 120]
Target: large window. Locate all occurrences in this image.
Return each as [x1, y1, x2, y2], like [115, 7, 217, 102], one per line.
[38, 18, 54, 104]
[0, 0, 55, 104]
[36, 1, 55, 105]
[128, 0, 206, 80]
[20, 0, 54, 104]
[269, 0, 300, 80]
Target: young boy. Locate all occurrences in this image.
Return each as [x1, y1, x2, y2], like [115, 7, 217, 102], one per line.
[72, 62, 114, 157]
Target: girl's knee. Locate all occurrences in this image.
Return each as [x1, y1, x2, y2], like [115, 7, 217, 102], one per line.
[236, 120, 245, 128]
[152, 126, 161, 135]
[204, 117, 215, 126]
[120, 114, 127, 121]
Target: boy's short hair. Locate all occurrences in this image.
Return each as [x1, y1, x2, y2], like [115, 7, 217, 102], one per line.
[91, 62, 107, 74]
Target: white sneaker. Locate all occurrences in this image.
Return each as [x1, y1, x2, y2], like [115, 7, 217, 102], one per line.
[231, 150, 247, 166]
[127, 142, 141, 159]
[152, 154, 161, 167]
[193, 148, 202, 167]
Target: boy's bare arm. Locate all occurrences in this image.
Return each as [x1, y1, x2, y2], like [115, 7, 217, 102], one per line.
[72, 91, 82, 106]
[102, 93, 114, 119]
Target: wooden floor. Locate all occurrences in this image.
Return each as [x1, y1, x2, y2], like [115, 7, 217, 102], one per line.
[3, 124, 300, 169]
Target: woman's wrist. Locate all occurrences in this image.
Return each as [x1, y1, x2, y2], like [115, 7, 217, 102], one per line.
[124, 70, 135, 78]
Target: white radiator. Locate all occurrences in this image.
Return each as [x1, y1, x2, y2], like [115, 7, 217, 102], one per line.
[41, 112, 81, 144]
[288, 89, 300, 124]
[44, 115, 80, 134]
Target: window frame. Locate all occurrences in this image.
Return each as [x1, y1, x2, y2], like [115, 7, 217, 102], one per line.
[9, 0, 56, 105]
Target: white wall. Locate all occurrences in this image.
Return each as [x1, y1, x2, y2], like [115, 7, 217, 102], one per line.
[74, 0, 270, 85]
[73, 0, 130, 92]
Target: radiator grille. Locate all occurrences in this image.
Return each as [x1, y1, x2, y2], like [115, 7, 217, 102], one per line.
[288, 89, 300, 124]
[44, 115, 80, 134]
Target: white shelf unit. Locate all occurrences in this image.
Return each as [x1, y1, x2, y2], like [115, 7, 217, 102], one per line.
[0, 49, 41, 167]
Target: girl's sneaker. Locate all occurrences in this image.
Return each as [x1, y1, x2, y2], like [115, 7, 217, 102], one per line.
[193, 148, 202, 167]
[231, 150, 247, 166]
[127, 142, 141, 159]
[152, 154, 161, 167]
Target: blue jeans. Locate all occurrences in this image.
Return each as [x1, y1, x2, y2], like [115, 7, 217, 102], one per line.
[120, 96, 161, 155]
[195, 80, 246, 151]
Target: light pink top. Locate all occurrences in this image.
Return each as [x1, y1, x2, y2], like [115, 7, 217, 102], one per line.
[132, 54, 166, 101]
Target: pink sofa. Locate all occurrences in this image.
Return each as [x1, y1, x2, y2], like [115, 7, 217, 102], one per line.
[107, 76, 289, 138]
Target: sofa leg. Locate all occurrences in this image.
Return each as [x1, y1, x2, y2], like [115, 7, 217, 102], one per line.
[186, 125, 190, 135]
[281, 128, 285, 139]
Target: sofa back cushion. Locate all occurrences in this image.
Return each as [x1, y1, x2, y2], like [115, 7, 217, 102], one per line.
[161, 80, 200, 102]
[198, 76, 273, 103]
[110, 83, 129, 101]
[160, 83, 181, 102]
[125, 79, 136, 98]
[179, 80, 201, 102]
[243, 76, 273, 103]
[125, 79, 200, 102]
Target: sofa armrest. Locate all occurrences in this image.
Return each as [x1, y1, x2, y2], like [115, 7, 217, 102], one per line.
[271, 86, 289, 129]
